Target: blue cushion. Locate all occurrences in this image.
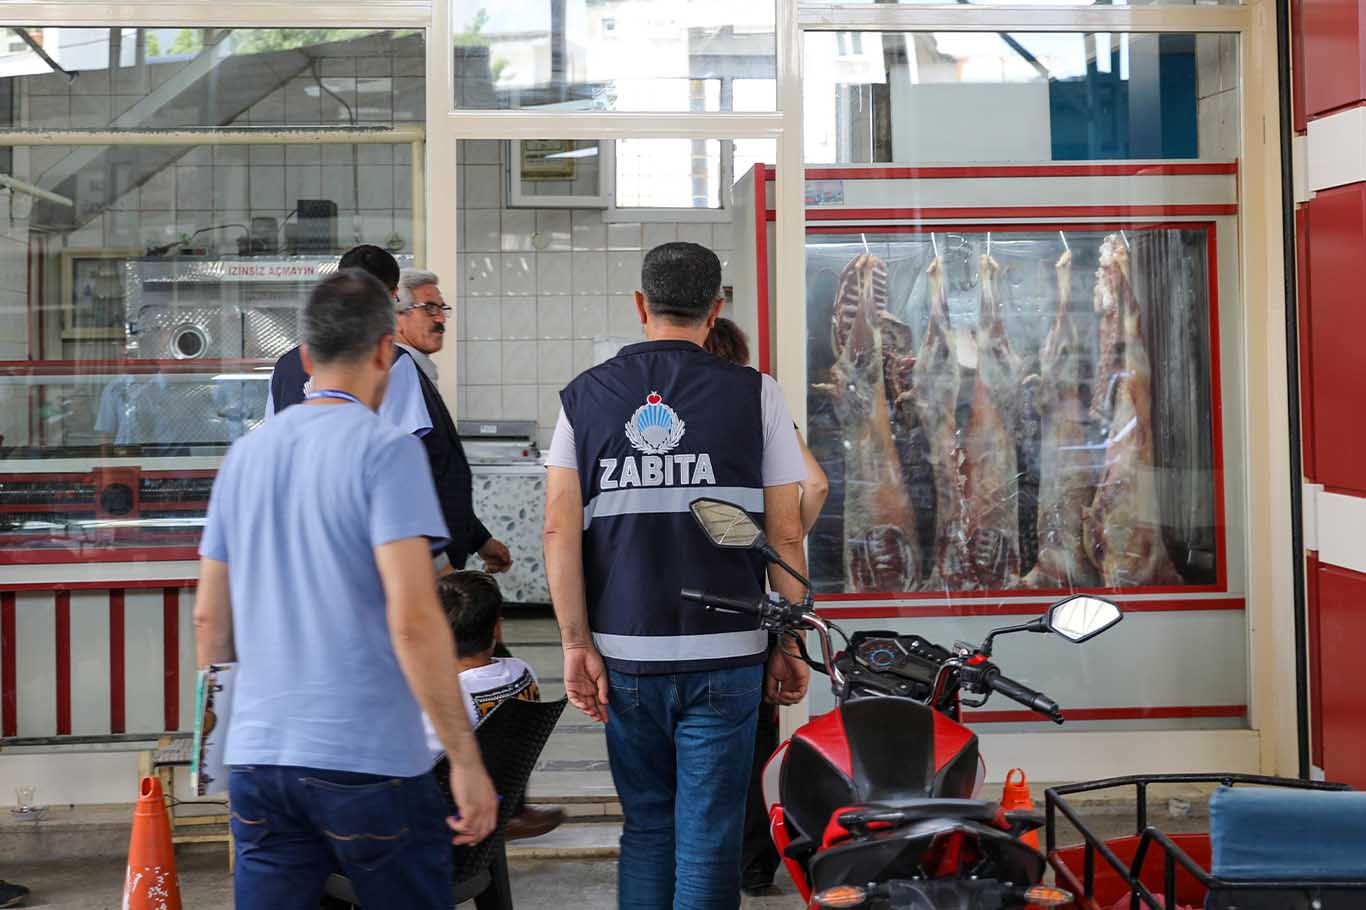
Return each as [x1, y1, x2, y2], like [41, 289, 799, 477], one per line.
[1209, 785, 1366, 881]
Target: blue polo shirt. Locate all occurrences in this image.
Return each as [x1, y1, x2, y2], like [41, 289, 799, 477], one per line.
[200, 401, 449, 776]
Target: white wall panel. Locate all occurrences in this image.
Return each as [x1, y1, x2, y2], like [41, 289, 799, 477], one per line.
[68, 592, 111, 736]
[1316, 490, 1366, 574]
[13, 593, 56, 738]
[1307, 106, 1366, 192]
[123, 590, 165, 735]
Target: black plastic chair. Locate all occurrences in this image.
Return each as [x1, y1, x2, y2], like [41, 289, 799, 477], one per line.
[322, 697, 568, 909]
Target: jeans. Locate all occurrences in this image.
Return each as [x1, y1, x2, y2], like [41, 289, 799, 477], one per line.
[228, 764, 451, 910]
[604, 664, 764, 910]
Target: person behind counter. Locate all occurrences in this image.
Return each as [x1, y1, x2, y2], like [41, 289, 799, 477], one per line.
[703, 316, 830, 896]
[194, 269, 497, 907]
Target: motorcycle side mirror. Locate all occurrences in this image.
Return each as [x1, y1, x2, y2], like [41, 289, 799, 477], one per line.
[689, 498, 767, 550]
[689, 497, 814, 593]
[1045, 595, 1123, 644]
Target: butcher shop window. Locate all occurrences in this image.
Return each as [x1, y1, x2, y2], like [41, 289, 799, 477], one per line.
[799, 29, 1239, 598]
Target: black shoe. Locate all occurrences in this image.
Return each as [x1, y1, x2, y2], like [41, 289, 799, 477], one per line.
[0, 880, 28, 908]
[741, 870, 776, 897]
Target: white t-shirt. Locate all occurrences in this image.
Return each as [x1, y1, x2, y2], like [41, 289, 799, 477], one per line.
[545, 371, 807, 487]
[423, 656, 541, 757]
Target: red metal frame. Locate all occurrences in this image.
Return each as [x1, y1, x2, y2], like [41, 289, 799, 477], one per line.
[55, 590, 70, 735]
[795, 204, 1235, 222]
[109, 590, 126, 735]
[163, 589, 179, 732]
[755, 163, 772, 374]
[963, 704, 1246, 724]
[781, 164, 1239, 181]
[1, 591, 15, 737]
[817, 596, 1244, 619]
[788, 219, 1231, 603]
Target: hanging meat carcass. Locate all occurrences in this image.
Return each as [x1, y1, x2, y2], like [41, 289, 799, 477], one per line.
[826, 253, 922, 592]
[1084, 241, 1182, 587]
[912, 256, 974, 591]
[961, 255, 1022, 588]
[1024, 250, 1100, 589]
[1089, 235, 1129, 431]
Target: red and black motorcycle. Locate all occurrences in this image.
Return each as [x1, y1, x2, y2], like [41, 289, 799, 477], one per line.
[682, 498, 1124, 910]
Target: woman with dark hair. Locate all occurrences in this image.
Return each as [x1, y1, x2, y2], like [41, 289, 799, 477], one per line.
[704, 316, 830, 894]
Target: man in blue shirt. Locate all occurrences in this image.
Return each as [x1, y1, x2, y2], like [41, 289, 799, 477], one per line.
[194, 269, 496, 909]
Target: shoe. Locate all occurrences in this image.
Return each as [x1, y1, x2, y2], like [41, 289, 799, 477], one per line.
[741, 870, 776, 897]
[504, 806, 565, 840]
[0, 880, 28, 908]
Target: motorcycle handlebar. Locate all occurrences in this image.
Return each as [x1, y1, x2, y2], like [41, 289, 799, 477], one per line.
[679, 589, 764, 617]
[984, 669, 1064, 724]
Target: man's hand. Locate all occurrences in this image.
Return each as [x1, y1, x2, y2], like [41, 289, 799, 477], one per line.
[445, 759, 498, 846]
[479, 538, 513, 574]
[765, 646, 809, 706]
[564, 644, 610, 723]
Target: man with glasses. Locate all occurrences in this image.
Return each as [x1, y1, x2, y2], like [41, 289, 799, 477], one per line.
[393, 269, 512, 576]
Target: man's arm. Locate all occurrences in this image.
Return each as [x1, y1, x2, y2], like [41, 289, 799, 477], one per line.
[763, 481, 811, 706]
[796, 432, 830, 536]
[376, 536, 496, 844]
[544, 466, 609, 723]
[193, 557, 235, 666]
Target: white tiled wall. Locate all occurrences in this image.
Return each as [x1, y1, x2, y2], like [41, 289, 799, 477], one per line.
[454, 140, 738, 449]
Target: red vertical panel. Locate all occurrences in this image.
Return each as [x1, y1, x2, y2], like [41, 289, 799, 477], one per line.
[1307, 554, 1324, 768]
[1317, 563, 1366, 786]
[163, 588, 179, 731]
[1296, 205, 1316, 479]
[1299, 0, 1366, 118]
[54, 591, 70, 736]
[1305, 186, 1366, 494]
[754, 163, 771, 375]
[109, 590, 125, 735]
[1292, 0, 1309, 133]
[1, 592, 15, 737]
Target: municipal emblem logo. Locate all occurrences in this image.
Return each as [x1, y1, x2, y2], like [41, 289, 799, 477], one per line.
[625, 391, 686, 455]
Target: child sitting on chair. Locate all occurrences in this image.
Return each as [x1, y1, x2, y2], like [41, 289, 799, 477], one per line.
[425, 570, 564, 840]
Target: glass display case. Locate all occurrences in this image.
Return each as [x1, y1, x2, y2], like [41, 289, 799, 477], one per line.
[804, 225, 1220, 596]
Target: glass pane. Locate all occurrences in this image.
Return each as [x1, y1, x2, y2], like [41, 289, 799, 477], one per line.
[0, 27, 424, 562]
[451, 1, 777, 111]
[821, 0, 1236, 6]
[804, 32, 1239, 163]
[792, 30, 1244, 732]
[615, 139, 722, 209]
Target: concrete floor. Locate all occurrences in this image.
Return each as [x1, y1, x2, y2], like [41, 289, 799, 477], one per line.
[10, 850, 806, 909]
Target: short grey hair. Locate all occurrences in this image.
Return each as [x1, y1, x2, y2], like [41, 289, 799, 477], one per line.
[396, 268, 440, 312]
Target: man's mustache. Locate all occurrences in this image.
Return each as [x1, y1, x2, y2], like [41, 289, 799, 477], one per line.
[432, 324, 445, 334]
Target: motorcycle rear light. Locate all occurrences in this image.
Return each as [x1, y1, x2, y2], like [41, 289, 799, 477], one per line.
[812, 885, 868, 908]
[1022, 885, 1073, 908]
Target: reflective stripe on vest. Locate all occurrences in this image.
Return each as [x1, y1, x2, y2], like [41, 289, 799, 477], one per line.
[593, 629, 768, 663]
[582, 485, 765, 530]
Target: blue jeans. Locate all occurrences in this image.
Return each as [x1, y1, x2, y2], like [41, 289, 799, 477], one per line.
[228, 764, 451, 910]
[604, 664, 764, 910]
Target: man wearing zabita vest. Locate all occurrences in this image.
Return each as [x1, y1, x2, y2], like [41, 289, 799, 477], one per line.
[544, 242, 810, 909]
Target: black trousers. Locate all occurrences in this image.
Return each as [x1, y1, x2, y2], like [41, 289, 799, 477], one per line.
[742, 701, 781, 882]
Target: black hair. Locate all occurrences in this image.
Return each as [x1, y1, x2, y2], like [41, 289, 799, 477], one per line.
[300, 269, 396, 365]
[640, 242, 723, 325]
[704, 317, 750, 366]
[339, 244, 401, 292]
[438, 571, 504, 658]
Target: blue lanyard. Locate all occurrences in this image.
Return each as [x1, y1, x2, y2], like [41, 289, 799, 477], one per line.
[304, 389, 363, 405]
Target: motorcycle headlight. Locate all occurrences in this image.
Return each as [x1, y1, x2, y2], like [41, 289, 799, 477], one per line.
[812, 884, 869, 908]
[1022, 884, 1073, 908]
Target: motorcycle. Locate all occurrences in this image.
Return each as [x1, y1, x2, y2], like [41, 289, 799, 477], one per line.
[680, 497, 1125, 910]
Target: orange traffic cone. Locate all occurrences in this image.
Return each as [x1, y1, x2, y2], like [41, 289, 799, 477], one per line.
[122, 776, 183, 910]
[1001, 768, 1040, 850]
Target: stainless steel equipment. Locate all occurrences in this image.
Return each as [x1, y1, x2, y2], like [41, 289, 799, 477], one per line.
[458, 420, 541, 464]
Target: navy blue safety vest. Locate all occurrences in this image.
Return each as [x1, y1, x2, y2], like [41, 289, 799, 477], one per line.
[560, 339, 768, 675]
[269, 346, 309, 412]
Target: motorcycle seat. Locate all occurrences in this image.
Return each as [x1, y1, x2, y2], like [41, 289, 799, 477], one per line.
[832, 800, 1002, 839]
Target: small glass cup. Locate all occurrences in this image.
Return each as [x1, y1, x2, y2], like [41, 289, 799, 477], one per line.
[14, 786, 36, 811]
